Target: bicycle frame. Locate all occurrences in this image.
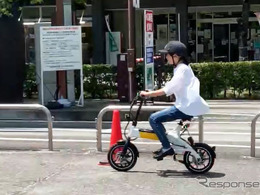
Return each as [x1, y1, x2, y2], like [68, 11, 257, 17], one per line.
[126, 95, 201, 161]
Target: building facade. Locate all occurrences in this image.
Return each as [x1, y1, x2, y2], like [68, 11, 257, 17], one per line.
[93, 0, 260, 64]
[22, 0, 260, 65]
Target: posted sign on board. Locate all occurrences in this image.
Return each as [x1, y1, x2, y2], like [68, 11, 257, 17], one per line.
[40, 26, 82, 72]
[144, 10, 154, 90]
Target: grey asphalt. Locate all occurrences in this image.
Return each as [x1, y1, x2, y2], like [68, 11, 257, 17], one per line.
[0, 149, 260, 195]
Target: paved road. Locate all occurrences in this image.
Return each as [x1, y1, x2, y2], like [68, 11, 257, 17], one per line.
[0, 150, 259, 195]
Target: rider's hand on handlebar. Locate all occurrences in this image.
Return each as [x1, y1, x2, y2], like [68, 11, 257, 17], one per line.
[140, 90, 150, 98]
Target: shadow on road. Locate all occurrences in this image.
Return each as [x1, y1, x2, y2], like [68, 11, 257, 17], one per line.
[112, 170, 225, 179]
[124, 170, 158, 174]
[156, 170, 225, 178]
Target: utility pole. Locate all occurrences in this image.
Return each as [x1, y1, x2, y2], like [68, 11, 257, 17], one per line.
[54, 0, 67, 98]
[127, 0, 136, 102]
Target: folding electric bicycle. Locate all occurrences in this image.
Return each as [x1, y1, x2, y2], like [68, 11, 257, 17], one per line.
[107, 94, 216, 174]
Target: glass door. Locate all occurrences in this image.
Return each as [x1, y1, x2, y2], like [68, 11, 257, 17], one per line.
[213, 24, 229, 62]
[230, 24, 239, 61]
[196, 12, 213, 62]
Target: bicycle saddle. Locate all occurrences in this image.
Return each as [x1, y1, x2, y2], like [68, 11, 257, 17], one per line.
[180, 117, 193, 122]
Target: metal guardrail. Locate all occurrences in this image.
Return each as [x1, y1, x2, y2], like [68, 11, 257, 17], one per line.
[0, 104, 53, 151]
[96, 105, 257, 152]
[251, 112, 260, 157]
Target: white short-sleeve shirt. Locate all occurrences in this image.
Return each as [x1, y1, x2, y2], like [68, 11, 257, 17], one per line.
[163, 63, 210, 116]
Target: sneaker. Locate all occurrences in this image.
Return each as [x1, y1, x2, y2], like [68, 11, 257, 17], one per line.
[152, 147, 162, 155]
[153, 148, 175, 161]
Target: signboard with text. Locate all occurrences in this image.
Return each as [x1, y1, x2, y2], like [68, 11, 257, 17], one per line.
[38, 25, 84, 106]
[40, 26, 82, 71]
[144, 10, 154, 90]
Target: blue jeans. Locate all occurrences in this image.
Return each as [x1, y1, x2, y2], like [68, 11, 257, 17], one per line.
[149, 105, 192, 149]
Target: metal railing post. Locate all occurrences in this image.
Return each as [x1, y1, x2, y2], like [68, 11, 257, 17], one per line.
[0, 104, 53, 151]
[41, 106, 53, 151]
[251, 113, 260, 157]
[198, 115, 204, 142]
[97, 106, 111, 152]
[251, 119, 256, 157]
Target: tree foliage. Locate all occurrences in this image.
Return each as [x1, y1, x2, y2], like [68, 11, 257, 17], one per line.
[0, 0, 86, 18]
[0, 0, 43, 17]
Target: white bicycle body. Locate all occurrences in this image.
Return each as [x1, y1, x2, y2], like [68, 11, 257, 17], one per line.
[128, 122, 201, 161]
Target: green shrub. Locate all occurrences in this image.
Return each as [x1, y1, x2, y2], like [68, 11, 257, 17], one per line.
[23, 63, 37, 98]
[83, 64, 117, 99]
[23, 61, 260, 100]
[190, 61, 260, 99]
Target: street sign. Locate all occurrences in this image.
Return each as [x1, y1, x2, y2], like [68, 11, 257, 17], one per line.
[133, 0, 140, 8]
[144, 10, 154, 91]
[145, 47, 154, 64]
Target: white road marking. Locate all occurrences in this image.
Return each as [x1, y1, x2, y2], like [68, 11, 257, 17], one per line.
[0, 138, 260, 149]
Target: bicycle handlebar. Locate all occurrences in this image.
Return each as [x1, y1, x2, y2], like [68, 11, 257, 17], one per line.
[129, 93, 147, 126]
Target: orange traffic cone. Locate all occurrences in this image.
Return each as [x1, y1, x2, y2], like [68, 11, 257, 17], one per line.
[109, 110, 123, 147]
[98, 110, 123, 166]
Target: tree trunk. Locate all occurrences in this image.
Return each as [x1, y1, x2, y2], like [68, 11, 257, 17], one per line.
[0, 17, 25, 103]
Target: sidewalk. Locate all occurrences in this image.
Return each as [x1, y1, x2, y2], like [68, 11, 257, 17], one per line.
[0, 149, 259, 195]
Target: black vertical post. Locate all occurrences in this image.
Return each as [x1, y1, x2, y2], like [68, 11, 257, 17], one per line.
[128, 0, 135, 50]
[175, 0, 188, 46]
[92, 0, 105, 64]
[0, 18, 25, 103]
[237, 0, 250, 61]
[127, 0, 136, 102]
